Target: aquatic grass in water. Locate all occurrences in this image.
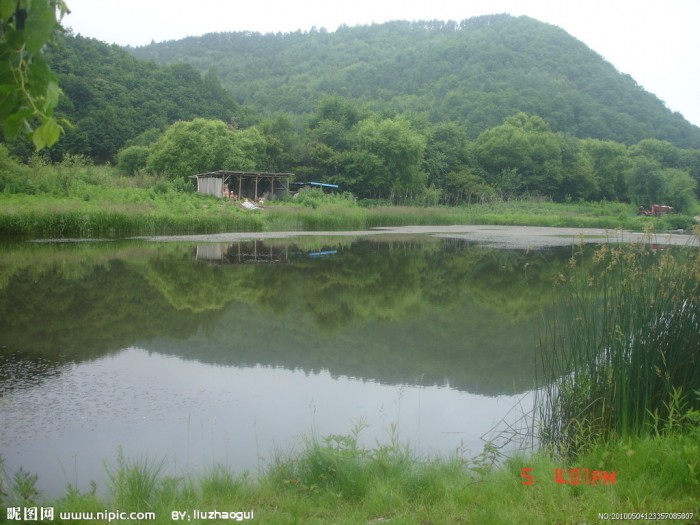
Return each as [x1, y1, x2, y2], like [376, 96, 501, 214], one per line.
[537, 239, 700, 456]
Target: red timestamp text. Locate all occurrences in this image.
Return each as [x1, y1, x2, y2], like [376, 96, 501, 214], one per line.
[521, 467, 617, 486]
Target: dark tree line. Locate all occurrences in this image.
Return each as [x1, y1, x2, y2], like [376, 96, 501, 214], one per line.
[110, 94, 700, 211]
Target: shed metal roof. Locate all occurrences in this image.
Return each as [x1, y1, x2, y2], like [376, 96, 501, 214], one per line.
[292, 181, 340, 189]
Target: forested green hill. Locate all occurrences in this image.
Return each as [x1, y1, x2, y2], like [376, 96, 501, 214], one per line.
[37, 34, 247, 163]
[3, 14, 698, 210]
[129, 15, 700, 149]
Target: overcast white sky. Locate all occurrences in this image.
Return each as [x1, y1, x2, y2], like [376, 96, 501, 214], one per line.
[63, 0, 700, 128]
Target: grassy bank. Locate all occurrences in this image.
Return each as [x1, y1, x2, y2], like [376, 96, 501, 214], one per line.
[264, 199, 697, 233]
[2, 188, 696, 239]
[1, 155, 697, 237]
[0, 156, 266, 237]
[2, 424, 698, 525]
[0, 192, 265, 237]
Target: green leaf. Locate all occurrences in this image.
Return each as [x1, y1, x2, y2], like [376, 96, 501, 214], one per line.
[23, 0, 57, 53]
[0, 91, 20, 119]
[44, 80, 60, 113]
[0, 0, 15, 20]
[0, 75, 18, 93]
[32, 117, 62, 149]
[3, 108, 33, 140]
[27, 55, 51, 92]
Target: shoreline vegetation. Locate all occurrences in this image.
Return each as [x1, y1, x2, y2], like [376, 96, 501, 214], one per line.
[2, 160, 699, 524]
[0, 159, 698, 240]
[1, 420, 698, 524]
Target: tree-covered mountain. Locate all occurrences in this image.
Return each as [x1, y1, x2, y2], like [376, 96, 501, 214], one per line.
[33, 34, 247, 163]
[3, 14, 697, 210]
[128, 15, 700, 149]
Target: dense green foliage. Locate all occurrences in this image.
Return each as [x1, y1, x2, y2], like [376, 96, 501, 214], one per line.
[297, 102, 699, 206]
[300, 97, 427, 198]
[0, 0, 68, 148]
[130, 16, 700, 149]
[121, 15, 700, 206]
[145, 118, 263, 178]
[1, 149, 698, 237]
[3, 34, 246, 163]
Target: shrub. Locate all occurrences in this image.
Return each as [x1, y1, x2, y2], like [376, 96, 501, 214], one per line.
[116, 146, 150, 175]
[293, 187, 357, 209]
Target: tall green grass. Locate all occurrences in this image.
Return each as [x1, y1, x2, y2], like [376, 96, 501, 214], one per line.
[3, 421, 699, 524]
[105, 449, 166, 511]
[0, 195, 265, 237]
[4, 196, 691, 237]
[0, 151, 265, 237]
[537, 236, 700, 457]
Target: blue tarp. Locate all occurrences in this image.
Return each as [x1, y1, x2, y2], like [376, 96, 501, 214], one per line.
[292, 182, 340, 189]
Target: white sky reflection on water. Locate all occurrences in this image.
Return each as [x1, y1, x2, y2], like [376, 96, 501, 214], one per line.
[1, 347, 529, 497]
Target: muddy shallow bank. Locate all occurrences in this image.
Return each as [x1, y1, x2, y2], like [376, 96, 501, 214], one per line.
[135, 225, 698, 249]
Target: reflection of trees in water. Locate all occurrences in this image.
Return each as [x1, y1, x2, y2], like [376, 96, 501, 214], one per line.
[0, 260, 215, 361]
[0, 239, 580, 394]
[145, 239, 572, 327]
[421, 240, 565, 319]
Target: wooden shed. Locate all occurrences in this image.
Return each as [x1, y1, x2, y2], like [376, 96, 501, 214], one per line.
[191, 170, 293, 201]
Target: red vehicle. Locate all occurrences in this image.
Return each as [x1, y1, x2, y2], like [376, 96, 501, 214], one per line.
[638, 204, 673, 216]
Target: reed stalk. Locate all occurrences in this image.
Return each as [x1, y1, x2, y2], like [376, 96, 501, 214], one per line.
[537, 239, 700, 457]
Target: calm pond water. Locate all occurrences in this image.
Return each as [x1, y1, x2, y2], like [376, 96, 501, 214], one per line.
[0, 235, 575, 497]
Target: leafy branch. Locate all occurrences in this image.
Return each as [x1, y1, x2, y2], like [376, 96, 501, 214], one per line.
[0, 0, 69, 149]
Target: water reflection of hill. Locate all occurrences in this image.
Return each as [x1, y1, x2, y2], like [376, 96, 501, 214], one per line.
[0, 238, 572, 396]
[142, 294, 544, 395]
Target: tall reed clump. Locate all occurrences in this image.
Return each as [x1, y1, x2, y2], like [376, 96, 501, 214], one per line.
[537, 235, 700, 458]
